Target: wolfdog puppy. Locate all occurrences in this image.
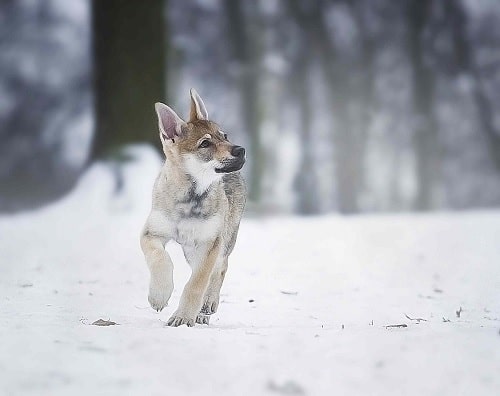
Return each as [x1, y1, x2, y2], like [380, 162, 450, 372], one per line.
[140, 89, 246, 327]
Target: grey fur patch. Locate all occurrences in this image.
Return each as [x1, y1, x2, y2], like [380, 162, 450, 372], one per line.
[177, 183, 211, 219]
[221, 173, 247, 256]
[143, 229, 163, 238]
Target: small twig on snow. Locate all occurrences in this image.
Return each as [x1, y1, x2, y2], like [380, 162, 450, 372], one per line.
[404, 313, 428, 323]
[385, 324, 408, 329]
[456, 307, 463, 318]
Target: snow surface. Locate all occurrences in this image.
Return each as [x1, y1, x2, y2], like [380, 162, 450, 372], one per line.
[1, 146, 499, 396]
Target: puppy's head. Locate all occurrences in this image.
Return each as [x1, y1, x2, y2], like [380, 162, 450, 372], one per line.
[155, 89, 246, 181]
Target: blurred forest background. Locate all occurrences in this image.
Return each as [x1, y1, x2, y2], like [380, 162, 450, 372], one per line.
[1, 0, 500, 214]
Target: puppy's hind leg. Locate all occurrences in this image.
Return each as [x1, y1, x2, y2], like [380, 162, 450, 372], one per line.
[140, 225, 174, 312]
[168, 239, 221, 327]
[196, 256, 228, 324]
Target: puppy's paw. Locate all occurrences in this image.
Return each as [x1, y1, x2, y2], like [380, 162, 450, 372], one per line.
[167, 312, 195, 327]
[148, 281, 173, 312]
[201, 295, 220, 315]
[196, 314, 210, 325]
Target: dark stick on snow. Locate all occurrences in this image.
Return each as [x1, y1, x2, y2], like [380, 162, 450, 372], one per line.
[385, 324, 408, 328]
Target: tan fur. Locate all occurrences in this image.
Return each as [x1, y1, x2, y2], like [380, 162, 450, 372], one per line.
[140, 90, 246, 327]
[175, 120, 233, 161]
[173, 238, 221, 327]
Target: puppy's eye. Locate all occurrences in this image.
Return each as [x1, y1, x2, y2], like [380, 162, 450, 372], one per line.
[223, 133, 228, 140]
[199, 140, 210, 148]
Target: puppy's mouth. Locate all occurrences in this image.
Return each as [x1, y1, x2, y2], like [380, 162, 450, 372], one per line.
[215, 158, 245, 173]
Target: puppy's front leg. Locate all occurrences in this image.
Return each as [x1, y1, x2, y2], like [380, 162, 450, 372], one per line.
[140, 227, 174, 312]
[168, 238, 221, 327]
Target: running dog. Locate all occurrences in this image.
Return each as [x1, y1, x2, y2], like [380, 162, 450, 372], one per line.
[140, 89, 246, 327]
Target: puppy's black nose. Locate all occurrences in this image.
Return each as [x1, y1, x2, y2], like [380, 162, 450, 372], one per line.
[231, 146, 245, 158]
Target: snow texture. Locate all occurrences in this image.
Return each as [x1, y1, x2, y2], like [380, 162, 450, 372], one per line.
[0, 146, 499, 395]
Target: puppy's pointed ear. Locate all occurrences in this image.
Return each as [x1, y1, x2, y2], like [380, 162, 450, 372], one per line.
[189, 88, 209, 121]
[155, 102, 184, 141]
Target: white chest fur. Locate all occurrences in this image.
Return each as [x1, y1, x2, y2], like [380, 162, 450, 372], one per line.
[174, 215, 222, 246]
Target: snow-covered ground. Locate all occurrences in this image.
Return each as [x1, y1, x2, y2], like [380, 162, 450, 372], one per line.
[1, 147, 499, 396]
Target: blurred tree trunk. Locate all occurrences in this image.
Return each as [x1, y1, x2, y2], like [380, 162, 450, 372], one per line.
[0, 0, 85, 212]
[90, 0, 166, 161]
[407, 0, 438, 210]
[315, 12, 359, 215]
[286, 1, 321, 214]
[350, 0, 375, 209]
[289, 0, 362, 214]
[224, 0, 262, 203]
[446, 0, 500, 169]
[292, 41, 320, 214]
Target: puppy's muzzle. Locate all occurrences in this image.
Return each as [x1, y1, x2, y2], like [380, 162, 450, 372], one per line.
[215, 145, 246, 173]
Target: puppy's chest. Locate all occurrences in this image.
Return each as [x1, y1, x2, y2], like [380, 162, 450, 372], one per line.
[172, 187, 223, 244]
